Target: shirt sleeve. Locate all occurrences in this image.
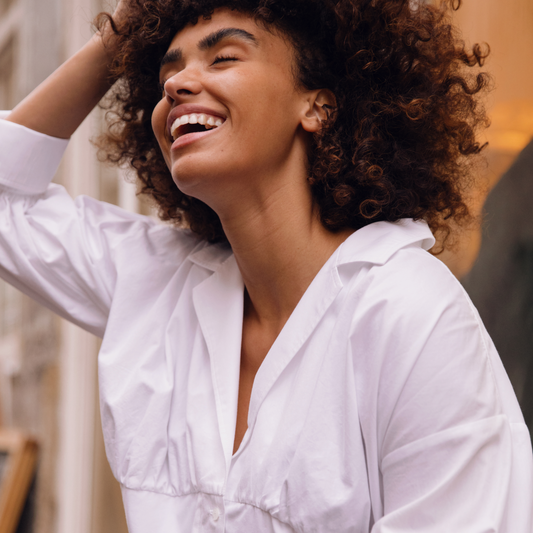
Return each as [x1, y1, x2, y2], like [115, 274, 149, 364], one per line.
[0, 114, 159, 337]
[352, 248, 533, 532]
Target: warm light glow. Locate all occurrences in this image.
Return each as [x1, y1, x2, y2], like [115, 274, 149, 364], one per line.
[486, 100, 533, 154]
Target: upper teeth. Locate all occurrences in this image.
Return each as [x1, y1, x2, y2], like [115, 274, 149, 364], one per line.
[170, 114, 224, 140]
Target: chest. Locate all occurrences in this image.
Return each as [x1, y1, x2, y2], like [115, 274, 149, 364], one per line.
[233, 315, 283, 454]
[99, 256, 377, 529]
[116, 328, 373, 531]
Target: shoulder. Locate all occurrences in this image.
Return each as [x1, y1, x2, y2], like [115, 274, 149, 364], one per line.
[339, 222, 530, 510]
[45, 189, 222, 270]
[341, 222, 509, 450]
[369, 243, 468, 314]
[347, 232, 483, 367]
[344, 221, 487, 370]
[339, 219, 472, 325]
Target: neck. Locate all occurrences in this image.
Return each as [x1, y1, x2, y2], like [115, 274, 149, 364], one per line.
[218, 175, 352, 329]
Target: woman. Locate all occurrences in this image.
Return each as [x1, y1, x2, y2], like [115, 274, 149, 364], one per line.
[0, 0, 531, 531]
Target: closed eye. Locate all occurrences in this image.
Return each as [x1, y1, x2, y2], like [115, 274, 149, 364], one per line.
[212, 55, 239, 65]
[158, 55, 239, 96]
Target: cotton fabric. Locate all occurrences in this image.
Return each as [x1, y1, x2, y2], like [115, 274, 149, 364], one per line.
[0, 115, 532, 533]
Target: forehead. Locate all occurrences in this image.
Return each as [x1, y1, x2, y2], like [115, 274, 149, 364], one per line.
[166, 8, 287, 53]
[179, 9, 258, 35]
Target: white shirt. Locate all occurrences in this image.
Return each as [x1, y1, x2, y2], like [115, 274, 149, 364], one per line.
[0, 116, 532, 533]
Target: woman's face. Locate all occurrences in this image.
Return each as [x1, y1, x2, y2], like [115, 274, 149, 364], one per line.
[152, 9, 318, 209]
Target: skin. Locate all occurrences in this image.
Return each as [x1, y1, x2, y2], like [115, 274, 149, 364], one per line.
[6, 4, 353, 455]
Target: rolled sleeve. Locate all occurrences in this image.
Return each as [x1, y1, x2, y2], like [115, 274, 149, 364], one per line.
[0, 112, 69, 194]
[0, 112, 129, 336]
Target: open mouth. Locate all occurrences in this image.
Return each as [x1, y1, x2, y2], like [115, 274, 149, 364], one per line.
[170, 113, 225, 141]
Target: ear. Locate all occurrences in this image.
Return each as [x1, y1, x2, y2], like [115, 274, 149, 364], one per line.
[301, 89, 337, 133]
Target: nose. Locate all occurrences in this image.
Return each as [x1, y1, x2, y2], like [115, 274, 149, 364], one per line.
[163, 68, 203, 105]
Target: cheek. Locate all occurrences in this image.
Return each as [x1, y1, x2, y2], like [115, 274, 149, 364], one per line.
[233, 73, 300, 127]
[246, 80, 303, 139]
[151, 100, 172, 168]
[151, 100, 167, 146]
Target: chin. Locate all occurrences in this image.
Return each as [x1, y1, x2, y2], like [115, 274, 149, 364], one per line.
[171, 153, 239, 190]
[171, 172, 204, 199]
[170, 165, 222, 204]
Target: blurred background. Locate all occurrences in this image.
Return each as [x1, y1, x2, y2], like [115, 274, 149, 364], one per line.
[0, 0, 531, 531]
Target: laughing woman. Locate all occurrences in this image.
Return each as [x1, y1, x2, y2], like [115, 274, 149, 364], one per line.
[0, 0, 532, 531]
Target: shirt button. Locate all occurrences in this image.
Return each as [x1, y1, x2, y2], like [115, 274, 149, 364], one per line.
[209, 508, 220, 522]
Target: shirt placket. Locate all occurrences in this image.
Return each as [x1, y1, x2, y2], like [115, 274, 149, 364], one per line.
[192, 493, 226, 532]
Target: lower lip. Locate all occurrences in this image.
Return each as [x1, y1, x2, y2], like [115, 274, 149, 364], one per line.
[170, 125, 223, 151]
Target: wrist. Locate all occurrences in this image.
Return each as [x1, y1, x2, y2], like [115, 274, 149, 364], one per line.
[91, 25, 120, 77]
[94, 16, 120, 63]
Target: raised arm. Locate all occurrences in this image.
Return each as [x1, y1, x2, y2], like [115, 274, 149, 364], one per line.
[5, 1, 128, 139]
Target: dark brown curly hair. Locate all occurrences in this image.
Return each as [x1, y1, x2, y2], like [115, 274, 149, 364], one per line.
[95, 0, 490, 246]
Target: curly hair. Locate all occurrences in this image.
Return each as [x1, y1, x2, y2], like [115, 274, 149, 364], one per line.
[95, 0, 490, 247]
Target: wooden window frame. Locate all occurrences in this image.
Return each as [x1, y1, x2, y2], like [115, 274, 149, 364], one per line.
[0, 430, 38, 533]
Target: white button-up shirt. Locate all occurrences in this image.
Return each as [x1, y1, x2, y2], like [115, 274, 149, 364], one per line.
[0, 116, 532, 532]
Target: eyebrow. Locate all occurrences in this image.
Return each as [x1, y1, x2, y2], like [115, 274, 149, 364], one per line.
[198, 27, 258, 50]
[159, 28, 258, 71]
[160, 48, 182, 70]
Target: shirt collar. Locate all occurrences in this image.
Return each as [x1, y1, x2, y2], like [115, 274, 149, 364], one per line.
[336, 219, 435, 267]
[188, 218, 435, 273]
[188, 241, 233, 271]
